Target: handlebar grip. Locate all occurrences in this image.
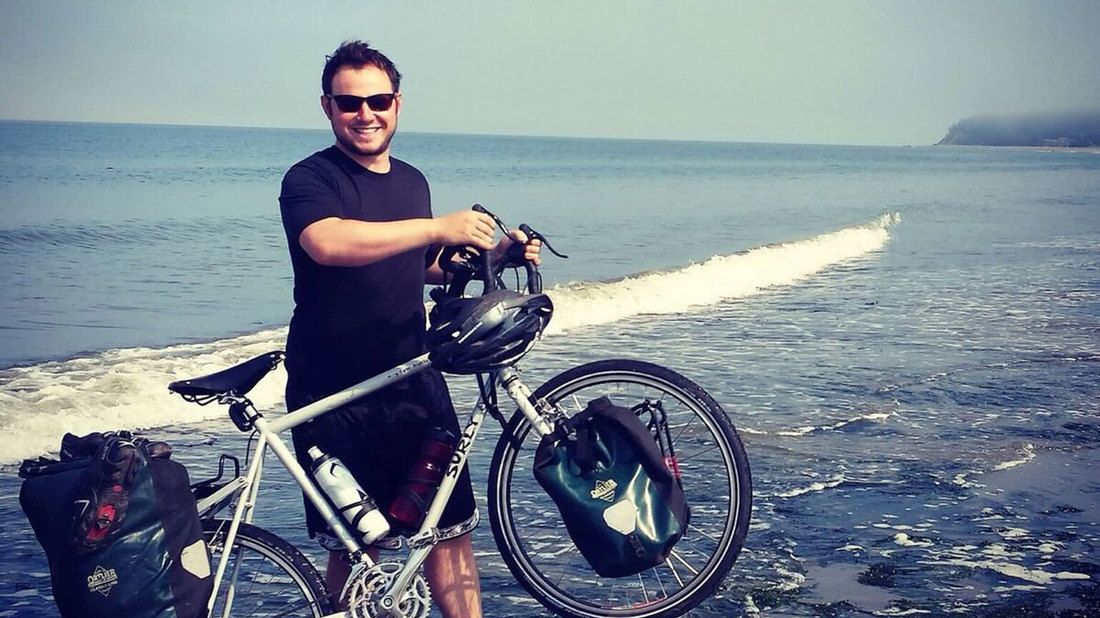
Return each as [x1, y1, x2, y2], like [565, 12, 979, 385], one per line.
[516, 224, 542, 294]
[525, 259, 541, 294]
[480, 246, 499, 292]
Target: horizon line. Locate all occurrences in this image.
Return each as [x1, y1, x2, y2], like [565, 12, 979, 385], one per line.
[0, 117, 922, 149]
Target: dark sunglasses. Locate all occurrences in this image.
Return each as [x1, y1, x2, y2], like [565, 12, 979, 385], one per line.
[326, 93, 396, 113]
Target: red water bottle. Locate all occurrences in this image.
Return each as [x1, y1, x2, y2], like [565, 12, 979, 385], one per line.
[387, 428, 457, 532]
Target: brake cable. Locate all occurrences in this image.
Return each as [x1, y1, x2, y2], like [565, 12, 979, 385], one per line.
[477, 373, 504, 426]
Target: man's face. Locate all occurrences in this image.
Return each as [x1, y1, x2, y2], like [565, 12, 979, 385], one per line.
[322, 65, 401, 166]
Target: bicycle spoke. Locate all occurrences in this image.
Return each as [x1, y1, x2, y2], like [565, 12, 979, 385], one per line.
[672, 444, 721, 464]
[569, 393, 586, 412]
[654, 560, 673, 599]
[668, 549, 699, 578]
[668, 418, 695, 448]
[551, 548, 584, 589]
[687, 522, 723, 543]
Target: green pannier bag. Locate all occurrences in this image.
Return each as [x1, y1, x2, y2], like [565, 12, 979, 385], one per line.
[18, 432, 212, 618]
[533, 396, 690, 578]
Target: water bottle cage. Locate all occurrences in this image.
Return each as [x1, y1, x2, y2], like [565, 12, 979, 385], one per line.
[191, 454, 242, 500]
[341, 499, 380, 528]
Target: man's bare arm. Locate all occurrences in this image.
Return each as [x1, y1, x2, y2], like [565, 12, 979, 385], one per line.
[300, 211, 496, 267]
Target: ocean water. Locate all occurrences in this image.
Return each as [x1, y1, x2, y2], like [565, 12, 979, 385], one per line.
[1, 121, 1098, 616]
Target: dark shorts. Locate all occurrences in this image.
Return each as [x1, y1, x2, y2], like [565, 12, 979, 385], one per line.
[287, 368, 478, 548]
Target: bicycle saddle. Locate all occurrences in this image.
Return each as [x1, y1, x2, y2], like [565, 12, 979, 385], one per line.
[168, 351, 284, 402]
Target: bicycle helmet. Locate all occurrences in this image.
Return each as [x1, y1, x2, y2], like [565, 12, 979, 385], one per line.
[427, 289, 553, 374]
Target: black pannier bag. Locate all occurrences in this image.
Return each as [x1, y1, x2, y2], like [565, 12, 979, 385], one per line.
[533, 396, 690, 578]
[18, 431, 212, 618]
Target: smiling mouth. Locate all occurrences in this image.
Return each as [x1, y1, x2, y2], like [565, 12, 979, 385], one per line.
[352, 127, 381, 134]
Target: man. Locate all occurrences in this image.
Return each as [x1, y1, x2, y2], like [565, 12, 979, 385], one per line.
[278, 41, 539, 617]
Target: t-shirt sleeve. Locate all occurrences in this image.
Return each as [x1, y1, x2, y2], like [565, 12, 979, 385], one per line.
[421, 174, 441, 268]
[279, 162, 344, 242]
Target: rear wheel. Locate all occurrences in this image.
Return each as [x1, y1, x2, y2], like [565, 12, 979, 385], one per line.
[203, 520, 332, 617]
[488, 360, 752, 618]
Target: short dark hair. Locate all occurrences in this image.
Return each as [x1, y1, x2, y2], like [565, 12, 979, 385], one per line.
[321, 41, 402, 95]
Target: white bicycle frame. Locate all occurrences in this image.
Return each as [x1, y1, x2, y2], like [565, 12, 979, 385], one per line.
[197, 352, 557, 618]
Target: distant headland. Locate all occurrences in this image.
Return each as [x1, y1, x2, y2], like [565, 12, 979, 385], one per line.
[936, 111, 1100, 147]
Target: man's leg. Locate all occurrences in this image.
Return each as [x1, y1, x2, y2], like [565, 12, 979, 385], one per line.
[424, 534, 482, 618]
[325, 552, 353, 600]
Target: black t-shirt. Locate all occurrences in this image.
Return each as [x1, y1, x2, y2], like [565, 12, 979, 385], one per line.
[279, 147, 438, 393]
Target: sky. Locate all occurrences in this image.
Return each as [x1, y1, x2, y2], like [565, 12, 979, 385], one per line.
[1, 1, 1098, 146]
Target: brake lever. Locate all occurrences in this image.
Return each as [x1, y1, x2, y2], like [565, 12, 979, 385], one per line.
[473, 204, 510, 235]
[474, 204, 566, 258]
[518, 223, 569, 258]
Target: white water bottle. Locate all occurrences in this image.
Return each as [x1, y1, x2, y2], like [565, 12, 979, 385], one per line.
[308, 446, 390, 545]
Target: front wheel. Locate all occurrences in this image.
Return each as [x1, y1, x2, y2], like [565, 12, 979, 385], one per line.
[488, 360, 752, 618]
[203, 520, 333, 617]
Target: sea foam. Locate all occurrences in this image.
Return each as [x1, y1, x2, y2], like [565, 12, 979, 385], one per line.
[547, 212, 899, 334]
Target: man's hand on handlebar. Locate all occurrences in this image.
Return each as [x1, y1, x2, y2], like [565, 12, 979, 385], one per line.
[433, 210, 496, 250]
[492, 230, 542, 268]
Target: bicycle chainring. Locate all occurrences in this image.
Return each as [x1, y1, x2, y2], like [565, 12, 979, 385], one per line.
[344, 560, 432, 618]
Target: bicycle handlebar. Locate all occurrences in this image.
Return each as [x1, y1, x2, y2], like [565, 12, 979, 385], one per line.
[435, 204, 566, 299]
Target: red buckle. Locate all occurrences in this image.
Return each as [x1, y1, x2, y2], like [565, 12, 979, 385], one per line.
[664, 456, 682, 479]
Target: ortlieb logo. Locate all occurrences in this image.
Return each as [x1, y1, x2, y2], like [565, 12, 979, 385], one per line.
[87, 565, 119, 596]
[591, 478, 617, 502]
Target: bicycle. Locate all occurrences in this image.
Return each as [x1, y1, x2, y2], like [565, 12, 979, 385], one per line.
[170, 207, 752, 618]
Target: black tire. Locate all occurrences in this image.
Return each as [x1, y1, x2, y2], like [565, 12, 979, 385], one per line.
[488, 360, 752, 618]
[203, 520, 333, 617]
